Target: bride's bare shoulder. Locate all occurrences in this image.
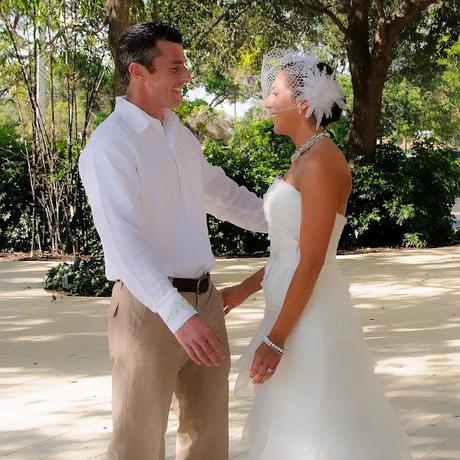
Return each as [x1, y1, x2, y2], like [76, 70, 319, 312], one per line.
[295, 140, 351, 191]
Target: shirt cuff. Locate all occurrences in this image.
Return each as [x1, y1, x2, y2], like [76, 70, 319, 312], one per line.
[156, 290, 198, 333]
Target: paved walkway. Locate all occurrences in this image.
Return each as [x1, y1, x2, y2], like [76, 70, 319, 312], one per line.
[1, 247, 459, 459]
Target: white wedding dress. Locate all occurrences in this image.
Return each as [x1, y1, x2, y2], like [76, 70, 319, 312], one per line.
[234, 178, 414, 460]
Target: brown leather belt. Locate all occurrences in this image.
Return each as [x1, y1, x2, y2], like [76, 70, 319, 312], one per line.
[170, 273, 210, 294]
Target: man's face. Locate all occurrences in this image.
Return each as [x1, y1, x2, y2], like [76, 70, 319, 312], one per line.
[134, 40, 192, 110]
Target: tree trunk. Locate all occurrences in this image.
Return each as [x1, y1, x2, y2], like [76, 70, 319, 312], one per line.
[152, 0, 160, 22]
[344, 1, 393, 164]
[108, 0, 133, 97]
[347, 58, 390, 163]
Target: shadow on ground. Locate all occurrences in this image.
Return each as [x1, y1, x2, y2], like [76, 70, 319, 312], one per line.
[1, 246, 459, 459]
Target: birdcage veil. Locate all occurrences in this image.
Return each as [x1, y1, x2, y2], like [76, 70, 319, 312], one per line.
[261, 48, 346, 130]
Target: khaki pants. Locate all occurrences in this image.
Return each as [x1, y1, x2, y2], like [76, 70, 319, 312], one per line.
[106, 280, 231, 460]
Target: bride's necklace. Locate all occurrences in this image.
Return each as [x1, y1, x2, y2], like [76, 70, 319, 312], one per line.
[291, 131, 330, 163]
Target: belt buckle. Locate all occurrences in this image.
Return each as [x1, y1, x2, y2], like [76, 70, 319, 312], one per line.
[196, 274, 208, 295]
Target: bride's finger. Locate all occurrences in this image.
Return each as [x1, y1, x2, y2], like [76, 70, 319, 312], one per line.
[261, 366, 276, 383]
[253, 362, 269, 384]
[259, 358, 280, 383]
[249, 360, 262, 379]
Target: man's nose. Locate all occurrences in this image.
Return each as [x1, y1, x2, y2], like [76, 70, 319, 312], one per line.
[182, 68, 192, 84]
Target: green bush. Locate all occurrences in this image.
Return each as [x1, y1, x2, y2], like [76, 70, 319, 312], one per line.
[44, 257, 114, 297]
[204, 120, 460, 253]
[0, 123, 33, 252]
[43, 127, 459, 296]
[342, 139, 460, 248]
[204, 119, 294, 255]
[0, 122, 102, 255]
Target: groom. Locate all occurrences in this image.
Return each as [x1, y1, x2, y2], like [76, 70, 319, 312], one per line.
[79, 22, 267, 460]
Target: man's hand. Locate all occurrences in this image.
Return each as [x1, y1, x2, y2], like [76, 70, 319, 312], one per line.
[175, 314, 226, 367]
[220, 283, 250, 315]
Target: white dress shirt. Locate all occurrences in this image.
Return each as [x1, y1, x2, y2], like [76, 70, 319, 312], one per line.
[79, 97, 267, 333]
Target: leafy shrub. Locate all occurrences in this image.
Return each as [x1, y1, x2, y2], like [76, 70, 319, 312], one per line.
[44, 257, 114, 297]
[204, 119, 294, 255]
[205, 121, 460, 252]
[43, 126, 459, 296]
[0, 123, 33, 252]
[342, 139, 460, 248]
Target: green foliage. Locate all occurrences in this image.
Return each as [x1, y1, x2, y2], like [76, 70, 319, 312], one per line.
[203, 70, 239, 102]
[175, 99, 208, 122]
[93, 110, 111, 128]
[0, 123, 102, 254]
[423, 37, 460, 146]
[342, 140, 460, 248]
[44, 257, 114, 297]
[205, 120, 459, 254]
[328, 114, 351, 153]
[174, 98, 231, 142]
[380, 34, 460, 147]
[0, 123, 32, 251]
[204, 119, 294, 255]
[380, 79, 424, 143]
[395, 2, 460, 88]
[42, 121, 460, 297]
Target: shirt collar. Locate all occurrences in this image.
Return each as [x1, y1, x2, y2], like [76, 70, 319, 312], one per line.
[114, 96, 180, 133]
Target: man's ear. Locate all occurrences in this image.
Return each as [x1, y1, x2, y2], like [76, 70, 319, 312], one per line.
[128, 62, 145, 82]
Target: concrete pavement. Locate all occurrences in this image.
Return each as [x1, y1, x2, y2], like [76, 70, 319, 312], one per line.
[1, 246, 460, 459]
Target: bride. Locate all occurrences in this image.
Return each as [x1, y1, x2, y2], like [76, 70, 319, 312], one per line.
[221, 49, 414, 460]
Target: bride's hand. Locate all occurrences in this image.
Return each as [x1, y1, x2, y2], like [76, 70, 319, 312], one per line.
[220, 283, 250, 315]
[249, 343, 281, 384]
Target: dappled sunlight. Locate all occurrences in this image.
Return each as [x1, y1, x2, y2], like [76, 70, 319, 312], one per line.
[377, 353, 460, 378]
[220, 247, 460, 460]
[0, 318, 53, 327]
[395, 324, 460, 332]
[1, 247, 459, 458]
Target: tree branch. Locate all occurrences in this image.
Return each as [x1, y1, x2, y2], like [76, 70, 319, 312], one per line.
[388, 0, 440, 36]
[346, 0, 371, 62]
[189, 1, 251, 48]
[278, 0, 349, 36]
[188, 8, 229, 45]
[308, 1, 349, 36]
[152, 0, 160, 22]
[371, 0, 440, 62]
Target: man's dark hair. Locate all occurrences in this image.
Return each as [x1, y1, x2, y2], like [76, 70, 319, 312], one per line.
[116, 22, 183, 86]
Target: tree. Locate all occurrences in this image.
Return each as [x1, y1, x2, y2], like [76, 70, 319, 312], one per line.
[11, 1, 451, 166]
[0, 0, 111, 255]
[422, 37, 460, 146]
[108, 0, 135, 96]
[267, 1, 442, 163]
[144, 1, 448, 163]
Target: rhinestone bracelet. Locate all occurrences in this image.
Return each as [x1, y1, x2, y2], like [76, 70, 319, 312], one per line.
[263, 335, 286, 355]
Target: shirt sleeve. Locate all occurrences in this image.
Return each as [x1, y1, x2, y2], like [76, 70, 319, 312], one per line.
[199, 151, 268, 233]
[78, 135, 197, 333]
